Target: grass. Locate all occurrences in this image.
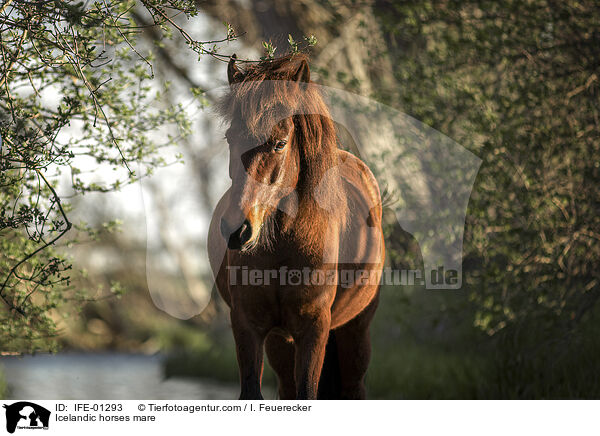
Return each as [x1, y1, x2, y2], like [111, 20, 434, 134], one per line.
[367, 339, 486, 399]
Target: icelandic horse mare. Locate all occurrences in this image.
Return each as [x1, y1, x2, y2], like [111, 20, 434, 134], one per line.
[208, 53, 385, 399]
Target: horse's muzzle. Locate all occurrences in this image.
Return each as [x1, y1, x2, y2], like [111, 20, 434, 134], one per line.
[221, 218, 253, 250]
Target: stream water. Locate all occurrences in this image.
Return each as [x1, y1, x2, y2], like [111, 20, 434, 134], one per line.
[0, 353, 240, 400]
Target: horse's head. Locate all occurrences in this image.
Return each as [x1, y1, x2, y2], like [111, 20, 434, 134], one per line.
[221, 114, 301, 251]
[219, 54, 312, 251]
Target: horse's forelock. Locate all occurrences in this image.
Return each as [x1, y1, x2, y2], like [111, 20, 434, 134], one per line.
[219, 54, 320, 137]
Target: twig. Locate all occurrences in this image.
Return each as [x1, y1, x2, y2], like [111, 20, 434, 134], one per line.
[0, 169, 72, 316]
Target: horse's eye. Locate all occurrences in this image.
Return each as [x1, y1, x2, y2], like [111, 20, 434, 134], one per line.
[273, 140, 287, 151]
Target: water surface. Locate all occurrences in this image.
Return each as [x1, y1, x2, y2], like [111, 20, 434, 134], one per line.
[0, 353, 240, 400]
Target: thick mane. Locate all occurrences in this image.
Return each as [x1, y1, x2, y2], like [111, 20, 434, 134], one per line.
[218, 54, 348, 256]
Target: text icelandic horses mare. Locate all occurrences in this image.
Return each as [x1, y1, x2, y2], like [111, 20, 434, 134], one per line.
[208, 53, 384, 399]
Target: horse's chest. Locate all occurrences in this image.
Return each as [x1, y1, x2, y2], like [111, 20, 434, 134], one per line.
[227, 268, 335, 334]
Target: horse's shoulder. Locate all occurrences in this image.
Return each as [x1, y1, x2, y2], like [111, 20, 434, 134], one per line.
[336, 149, 382, 223]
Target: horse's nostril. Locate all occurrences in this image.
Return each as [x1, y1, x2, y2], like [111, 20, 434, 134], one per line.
[226, 219, 253, 250]
[238, 220, 252, 245]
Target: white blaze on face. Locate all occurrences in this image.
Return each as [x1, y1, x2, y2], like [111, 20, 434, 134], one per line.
[241, 176, 297, 240]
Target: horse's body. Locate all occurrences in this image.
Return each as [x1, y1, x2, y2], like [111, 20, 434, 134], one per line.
[207, 54, 384, 399]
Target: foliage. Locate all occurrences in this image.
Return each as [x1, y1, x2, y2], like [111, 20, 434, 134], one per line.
[0, 0, 235, 352]
[375, 0, 599, 338]
[362, 0, 600, 397]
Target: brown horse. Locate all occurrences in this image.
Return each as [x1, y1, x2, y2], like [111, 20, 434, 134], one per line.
[207, 53, 385, 400]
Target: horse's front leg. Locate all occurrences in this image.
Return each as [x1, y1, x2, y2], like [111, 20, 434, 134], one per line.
[231, 309, 266, 400]
[293, 312, 331, 400]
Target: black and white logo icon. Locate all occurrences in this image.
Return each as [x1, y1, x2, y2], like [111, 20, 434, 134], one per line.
[3, 402, 50, 434]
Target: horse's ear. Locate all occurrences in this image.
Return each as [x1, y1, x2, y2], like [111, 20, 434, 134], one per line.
[228, 54, 244, 86]
[292, 59, 310, 83]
